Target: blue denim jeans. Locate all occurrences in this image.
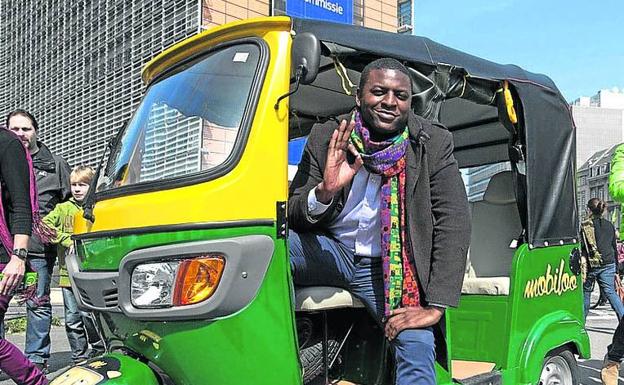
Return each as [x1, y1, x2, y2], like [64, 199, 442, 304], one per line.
[62, 288, 88, 362]
[289, 230, 436, 385]
[583, 263, 624, 320]
[62, 288, 105, 360]
[25, 256, 54, 364]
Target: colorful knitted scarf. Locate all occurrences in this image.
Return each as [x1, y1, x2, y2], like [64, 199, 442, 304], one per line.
[350, 110, 420, 317]
[0, 130, 56, 257]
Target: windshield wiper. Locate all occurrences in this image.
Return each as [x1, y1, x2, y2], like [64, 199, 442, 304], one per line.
[83, 122, 127, 222]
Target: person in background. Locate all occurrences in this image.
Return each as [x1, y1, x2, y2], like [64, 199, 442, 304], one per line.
[0, 127, 48, 384]
[616, 236, 624, 279]
[43, 165, 104, 363]
[601, 145, 624, 385]
[6, 109, 71, 373]
[582, 198, 623, 321]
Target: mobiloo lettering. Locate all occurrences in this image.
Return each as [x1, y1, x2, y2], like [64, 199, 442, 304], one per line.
[524, 259, 578, 299]
[304, 0, 344, 15]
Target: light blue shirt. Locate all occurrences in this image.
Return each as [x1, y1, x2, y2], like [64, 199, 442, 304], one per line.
[308, 167, 382, 257]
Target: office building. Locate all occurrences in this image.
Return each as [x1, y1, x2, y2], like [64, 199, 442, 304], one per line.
[464, 88, 624, 204]
[397, 0, 413, 34]
[573, 88, 624, 166]
[577, 144, 621, 227]
[0, 0, 202, 167]
[463, 162, 511, 202]
[0, 0, 409, 170]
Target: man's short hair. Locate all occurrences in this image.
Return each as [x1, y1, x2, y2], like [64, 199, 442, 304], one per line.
[71, 165, 95, 184]
[5, 109, 39, 131]
[358, 58, 413, 92]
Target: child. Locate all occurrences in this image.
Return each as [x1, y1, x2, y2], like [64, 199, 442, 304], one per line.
[43, 165, 104, 363]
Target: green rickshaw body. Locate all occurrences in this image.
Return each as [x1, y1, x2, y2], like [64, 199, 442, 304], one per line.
[72, 227, 300, 385]
[54, 16, 589, 385]
[449, 244, 590, 384]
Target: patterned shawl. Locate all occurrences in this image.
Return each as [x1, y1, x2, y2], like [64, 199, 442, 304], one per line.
[350, 110, 420, 317]
[0, 130, 55, 257]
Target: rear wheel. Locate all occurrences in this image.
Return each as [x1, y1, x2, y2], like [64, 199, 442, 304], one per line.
[539, 350, 579, 385]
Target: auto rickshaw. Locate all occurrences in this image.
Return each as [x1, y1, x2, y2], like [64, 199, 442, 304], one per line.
[50, 16, 589, 385]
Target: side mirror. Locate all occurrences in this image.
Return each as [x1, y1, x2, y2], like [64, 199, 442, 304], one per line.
[291, 32, 321, 85]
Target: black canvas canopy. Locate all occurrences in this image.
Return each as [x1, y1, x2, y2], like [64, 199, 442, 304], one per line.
[290, 18, 577, 248]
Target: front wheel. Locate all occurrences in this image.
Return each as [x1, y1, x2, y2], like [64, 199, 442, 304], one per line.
[539, 350, 579, 385]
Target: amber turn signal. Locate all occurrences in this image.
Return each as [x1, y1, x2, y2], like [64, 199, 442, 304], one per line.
[173, 255, 225, 306]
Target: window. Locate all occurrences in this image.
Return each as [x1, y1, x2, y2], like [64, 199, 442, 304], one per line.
[578, 191, 586, 209]
[98, 43, 262, 192]
[460, 161, 512, 202]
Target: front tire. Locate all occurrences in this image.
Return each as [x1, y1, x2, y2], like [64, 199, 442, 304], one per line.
[539, 350, 579, 385]
[296, 315, 342, 384]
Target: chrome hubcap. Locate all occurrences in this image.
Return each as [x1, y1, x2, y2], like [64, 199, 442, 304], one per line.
[539, 356, 573, 385]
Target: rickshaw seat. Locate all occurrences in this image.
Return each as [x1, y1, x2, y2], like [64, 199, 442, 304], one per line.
[295, 286, 365, 311]
[461, 171, 520, 296]
[461, 276, 510, 295]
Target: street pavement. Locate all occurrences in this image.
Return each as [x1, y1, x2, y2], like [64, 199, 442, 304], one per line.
[581, 302, 622, 385]
[1, 289, 623, 384]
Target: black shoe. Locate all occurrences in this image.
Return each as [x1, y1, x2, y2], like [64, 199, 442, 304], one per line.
[88, 349, 105, 358]
[73, 357, 89, 365]
[34, 362, 48, 375]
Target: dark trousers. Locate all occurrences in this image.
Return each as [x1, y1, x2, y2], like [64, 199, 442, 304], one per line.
[289, 230, 436, 385]
[608, 317, 624, 362]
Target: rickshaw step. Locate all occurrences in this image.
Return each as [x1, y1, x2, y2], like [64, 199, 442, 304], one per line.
[455, 371, 502, 385]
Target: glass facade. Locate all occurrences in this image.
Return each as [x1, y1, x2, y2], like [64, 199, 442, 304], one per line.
[463, 162, 512, 202]
[0, 0, 201, 167]
[397, 0, 412, 33]
[100, 43, 261, 191]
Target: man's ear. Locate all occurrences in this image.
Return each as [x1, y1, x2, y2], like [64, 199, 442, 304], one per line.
[355, 89, 361, 108]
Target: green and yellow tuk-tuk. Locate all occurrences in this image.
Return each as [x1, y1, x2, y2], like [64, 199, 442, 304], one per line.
[51, 17, 589, 385]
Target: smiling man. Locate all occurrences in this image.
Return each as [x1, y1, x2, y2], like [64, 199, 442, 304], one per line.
[288, 58, 471, 384]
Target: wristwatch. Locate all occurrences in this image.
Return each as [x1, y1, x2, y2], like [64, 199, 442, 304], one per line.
[12, 248, 28, 261]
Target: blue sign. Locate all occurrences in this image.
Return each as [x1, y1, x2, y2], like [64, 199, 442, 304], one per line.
[286, 0, 352, 25]
[288, 137, 308, 165]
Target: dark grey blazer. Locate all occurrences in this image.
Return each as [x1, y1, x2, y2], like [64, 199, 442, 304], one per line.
[289, 111, 471, 308]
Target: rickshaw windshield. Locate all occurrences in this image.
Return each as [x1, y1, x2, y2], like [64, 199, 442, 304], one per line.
[98, 42, 262, 192]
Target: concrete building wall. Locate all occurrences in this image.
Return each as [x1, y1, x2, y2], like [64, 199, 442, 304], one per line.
[361, 0, 397, 32]
[577, 144, 622, 227]
[0, 0, 200, 167]
[201, 0, 269, 29]
[573, 105, 624, 166]
[0, 0, 402, 168]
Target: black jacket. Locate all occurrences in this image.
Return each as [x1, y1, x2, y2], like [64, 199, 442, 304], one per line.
[592, 217, 618, 266]
[30, 142, 71, 257]
[288, 112, 471, 366]
[289, 112, 471, 306]
[0, 130, 32, 262]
